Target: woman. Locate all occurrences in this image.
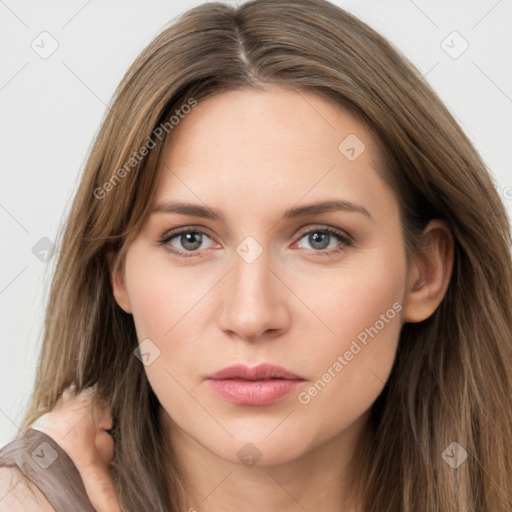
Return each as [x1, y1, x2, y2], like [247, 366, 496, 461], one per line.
[1, 0, 511, 510]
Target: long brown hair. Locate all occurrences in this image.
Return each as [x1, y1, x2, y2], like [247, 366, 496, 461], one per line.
[18, 0, 512, 510]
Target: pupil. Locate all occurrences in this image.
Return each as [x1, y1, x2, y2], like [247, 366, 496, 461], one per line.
[310, 232, 329, 250]
[182, 232, 201, 250]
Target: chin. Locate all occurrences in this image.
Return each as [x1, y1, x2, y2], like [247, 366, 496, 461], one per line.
[204, 427, 313, 467]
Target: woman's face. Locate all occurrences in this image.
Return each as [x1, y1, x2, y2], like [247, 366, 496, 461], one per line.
[113, 87, 413, 467]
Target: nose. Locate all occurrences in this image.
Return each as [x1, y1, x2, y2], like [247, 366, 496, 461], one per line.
[217, 246, 290, 343]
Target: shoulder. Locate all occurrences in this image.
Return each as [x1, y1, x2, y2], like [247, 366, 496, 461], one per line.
[0, 466, 56, 511]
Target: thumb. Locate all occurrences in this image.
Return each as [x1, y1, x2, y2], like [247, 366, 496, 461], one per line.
[79, 461, 121, 512]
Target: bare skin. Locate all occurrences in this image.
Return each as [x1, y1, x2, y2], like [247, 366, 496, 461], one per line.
[29, 386, 121, 512]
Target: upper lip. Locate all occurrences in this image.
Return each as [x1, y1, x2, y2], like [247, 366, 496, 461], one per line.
[207, 363, 306, 381]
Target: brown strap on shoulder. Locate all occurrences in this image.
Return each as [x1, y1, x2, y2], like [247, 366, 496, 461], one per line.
[0, 428, 96, 511]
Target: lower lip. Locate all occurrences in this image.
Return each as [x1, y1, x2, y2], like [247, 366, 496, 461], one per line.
[207, 378, 303, 406]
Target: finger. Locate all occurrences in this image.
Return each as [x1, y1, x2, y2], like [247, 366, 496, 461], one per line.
[61, 385, 98, 409]
[95, 431, 115, 465]
[71, 387, 110, 423]
[59, 387, 105, 428]
[62, 383, 77, 401]
[78, 384, 99, 399]
[80, 463, 121, 512]
[93, 402, 114, 432]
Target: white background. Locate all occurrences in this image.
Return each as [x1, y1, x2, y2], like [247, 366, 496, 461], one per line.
[1, 0, 511, 444]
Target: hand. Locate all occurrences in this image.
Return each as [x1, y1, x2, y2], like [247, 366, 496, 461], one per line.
[29, 384, 121, 512]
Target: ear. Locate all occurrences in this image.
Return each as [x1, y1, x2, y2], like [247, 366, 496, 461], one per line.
[107, 250, 132, 314]
[402, 220, 454, 323]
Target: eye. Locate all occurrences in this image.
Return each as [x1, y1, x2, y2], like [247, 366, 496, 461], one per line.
[158, 228, 216, 258]
[293, 226, 352, 257]
[158, 225, 352, 259]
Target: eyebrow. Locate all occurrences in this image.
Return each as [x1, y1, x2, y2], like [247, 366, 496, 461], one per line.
[151, 199, 372, 221]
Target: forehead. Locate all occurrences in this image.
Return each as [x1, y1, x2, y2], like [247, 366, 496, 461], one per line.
[152, 87, 393, 222]
[163, 86, 378, 162]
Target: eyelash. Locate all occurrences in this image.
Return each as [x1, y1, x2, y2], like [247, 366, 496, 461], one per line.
[157, 226, 353, 259]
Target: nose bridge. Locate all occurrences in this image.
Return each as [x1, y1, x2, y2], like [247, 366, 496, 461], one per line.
[218, 236, 287, 340]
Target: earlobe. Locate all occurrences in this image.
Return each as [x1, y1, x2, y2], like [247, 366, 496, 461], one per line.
[402, 220, 454, 324]
[107, 250, 133, 314]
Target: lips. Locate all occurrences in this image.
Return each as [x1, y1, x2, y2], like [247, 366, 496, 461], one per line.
[207, 363, 306, 381]
[206, 363, 306, 406]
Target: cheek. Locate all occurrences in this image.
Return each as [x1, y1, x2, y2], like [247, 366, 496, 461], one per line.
[122, 250, 204, 424]
[123, 245, 197, 339]
[295, 242, 406, 434]
[122, 245, 210, 390]
[302, 238, 406, 345]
